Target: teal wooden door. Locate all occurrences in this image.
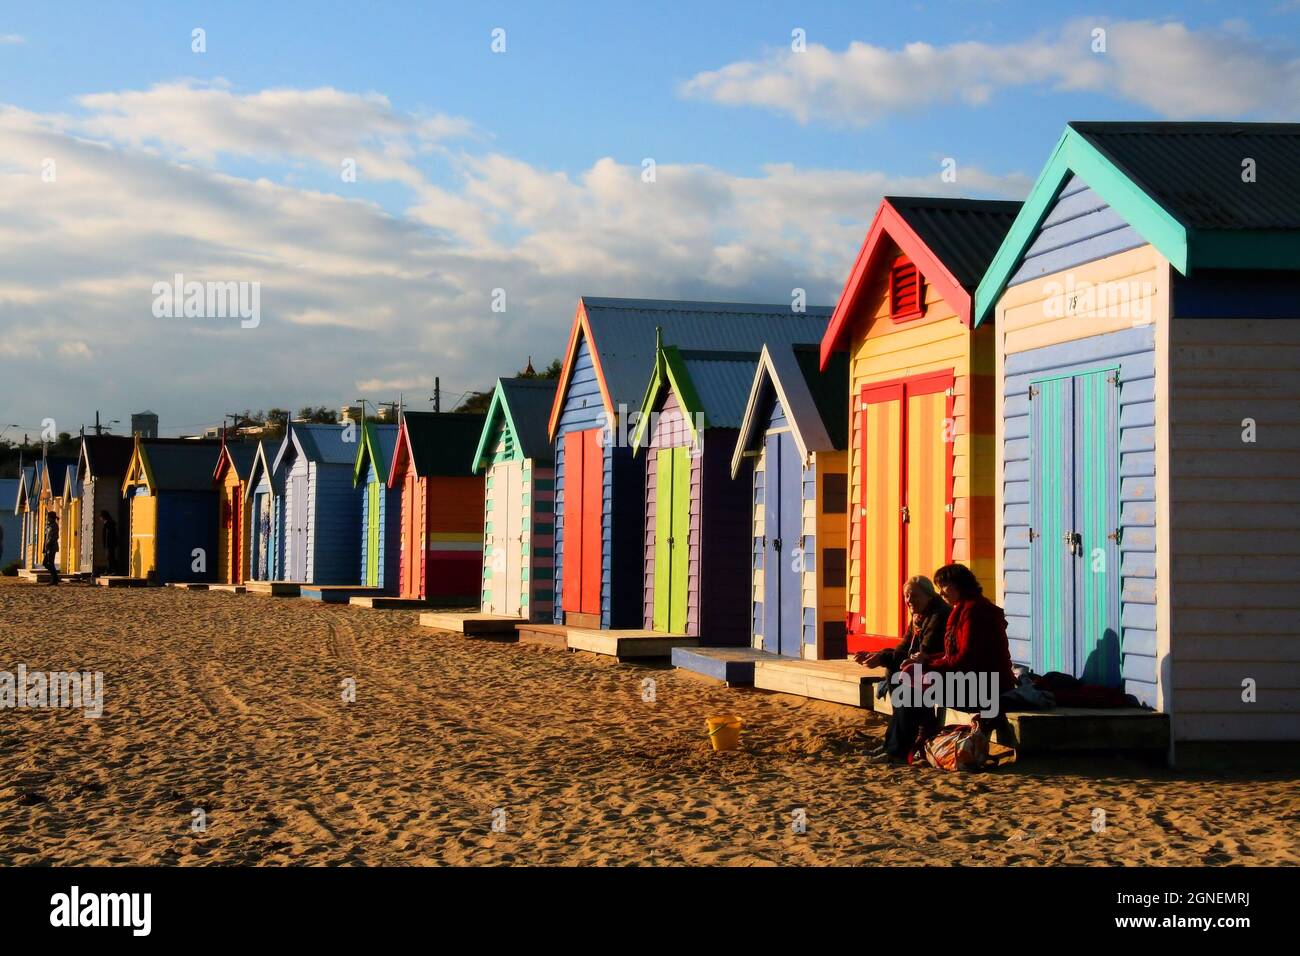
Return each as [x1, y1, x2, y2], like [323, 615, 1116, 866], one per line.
[1029, 368, 1121, 686]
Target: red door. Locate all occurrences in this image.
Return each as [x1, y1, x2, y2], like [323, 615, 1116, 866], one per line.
[562, 429, 603, 617]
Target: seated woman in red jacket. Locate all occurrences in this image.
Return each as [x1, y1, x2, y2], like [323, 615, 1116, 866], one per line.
[874, 563, 1015, 762]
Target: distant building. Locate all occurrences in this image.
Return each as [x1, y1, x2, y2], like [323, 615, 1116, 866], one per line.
[340, 404, 365, 423]
[131, 411, 159, 439]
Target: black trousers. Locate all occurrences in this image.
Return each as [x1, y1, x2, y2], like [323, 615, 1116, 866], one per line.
[885, 705, 939, 757]
[44, 551, 59, 585]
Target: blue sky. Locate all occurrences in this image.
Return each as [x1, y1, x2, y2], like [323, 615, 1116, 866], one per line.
[1, 1, 1298, 436]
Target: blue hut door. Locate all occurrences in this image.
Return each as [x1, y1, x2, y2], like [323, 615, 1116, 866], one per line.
[289, 473, 308, 581]
[1029, 368, 1121, 686]
[762, 430, 804, 657]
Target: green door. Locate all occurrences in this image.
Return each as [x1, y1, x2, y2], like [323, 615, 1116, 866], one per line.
[652, 447, 690, 633]
[367, 480, 381, 587]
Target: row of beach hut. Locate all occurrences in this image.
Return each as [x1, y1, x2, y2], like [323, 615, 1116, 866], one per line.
[11, 122, 1300, 751]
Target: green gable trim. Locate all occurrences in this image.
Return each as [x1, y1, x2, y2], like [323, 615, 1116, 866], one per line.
[973, 127, 1190, 327]
[471, 380, 523, 473]
[630, 344, 706, 452]
[351, 421, 388, 488]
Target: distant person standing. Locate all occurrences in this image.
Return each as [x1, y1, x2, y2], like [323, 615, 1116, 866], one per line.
[43, 511, 59, 585]
[101, 510, 118, 576]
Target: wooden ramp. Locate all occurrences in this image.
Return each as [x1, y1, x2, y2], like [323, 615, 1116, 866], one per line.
[671, 646, 784, 686]
[300, 585, 382, 604]
[166, 582, 210, 591]
[349, 596, 435, 609]
[753, 658, 883, 708]
[516, 624, 570, 649]
[209, 584, 247, 594]
[95, 576, 150, 588]
[419, 612, 521, 636]
[566, 628, 697, 660]
[244, 581, 301, 597]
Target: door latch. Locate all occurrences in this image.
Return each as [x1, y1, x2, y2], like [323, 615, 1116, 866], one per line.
[1063, 530, 1082, 555]
[900, 505, 910, 523]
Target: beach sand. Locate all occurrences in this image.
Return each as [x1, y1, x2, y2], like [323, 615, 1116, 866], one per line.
[1, 577, 1296, 866]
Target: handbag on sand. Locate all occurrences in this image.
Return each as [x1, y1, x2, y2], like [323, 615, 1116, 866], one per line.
[920, 716, 1015, 771]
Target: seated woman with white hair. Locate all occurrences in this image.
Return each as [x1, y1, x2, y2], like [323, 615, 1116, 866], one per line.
[854, 575, 950, 673]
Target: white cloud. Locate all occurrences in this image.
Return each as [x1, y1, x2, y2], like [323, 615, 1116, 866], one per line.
[0, 83, 1029, 434]
[681, 19, 1300, 124]
[0, 34, 24, 46]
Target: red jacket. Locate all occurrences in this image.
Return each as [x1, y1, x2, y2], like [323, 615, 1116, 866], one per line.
[924, 595, 1017, 691]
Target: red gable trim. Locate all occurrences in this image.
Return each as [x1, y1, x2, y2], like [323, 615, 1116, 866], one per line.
[546, 298, 616, 440]
[212, 442, 233, 485]
[819, 199, 974, 369]
[387, 418, 414, 489]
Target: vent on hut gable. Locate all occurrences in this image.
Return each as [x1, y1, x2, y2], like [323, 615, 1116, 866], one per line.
[889, 255, 925, 323]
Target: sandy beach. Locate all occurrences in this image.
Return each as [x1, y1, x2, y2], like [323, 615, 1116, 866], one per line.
[0, 577, 1295, 866]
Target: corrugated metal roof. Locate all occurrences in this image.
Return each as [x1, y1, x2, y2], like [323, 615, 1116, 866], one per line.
[221, 441, 260, 480]
[582, 297, 832, 416]
[793, 344, 849, 448]
[402, 411, 486, 477]
[1072, 122, 1300, 230]
[886, 197, 1023, 291]
[370, 423, 399, 471]
[144, 442, 223, 491]
[287, 423, 357, 467]
[498, 378, 558, 463]
[81, 435, 135, 478]
[677, 351, 760, 429]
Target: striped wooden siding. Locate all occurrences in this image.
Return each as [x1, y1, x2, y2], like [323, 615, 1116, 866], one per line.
[848, 244, 996, 629]
[553, 335, 613, 625]
[1169, 314, 1300, 741]
[751, 452, 765, 648]
[642, 391, 701, 635]
[998, 243, 1161, 705]
[815, 450, 849, 657]
[1009, 174, 1146, 288]
[527, 463, 556, 622]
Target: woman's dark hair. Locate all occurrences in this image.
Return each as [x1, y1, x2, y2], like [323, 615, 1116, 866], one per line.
[933, 563, 982, 598]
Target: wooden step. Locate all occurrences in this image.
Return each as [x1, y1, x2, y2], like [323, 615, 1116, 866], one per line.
[516, 624, 570, 649]
[299, 585, 383, 603]
[348, 596, 436, 609]
[166, 582, 209, 590]
[671, 646, 784, 686]
[94, 576, 150, 588]
[17, 568, 51, 583]
[209, 584, 247, 594]
[419, 612, 521, 636]
[244, 581, 301, 597]
[752, 658, 884, 708]
[566, 628, 697, 660]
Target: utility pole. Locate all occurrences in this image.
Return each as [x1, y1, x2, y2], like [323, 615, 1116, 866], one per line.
[433, 377, 441, 414]
[94, 410, 103, 435]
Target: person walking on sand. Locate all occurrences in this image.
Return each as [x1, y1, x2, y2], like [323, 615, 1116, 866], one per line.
[43, 511, 60, 586]
[101, 510, 118, 576]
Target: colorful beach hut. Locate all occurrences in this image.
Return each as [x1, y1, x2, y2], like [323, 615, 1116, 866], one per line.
[548, 298, 832, 632]
[0, 478, 20, 569]
[36, 456, 78, 570]
[353, 422, 400, 592]
[270, 423, 363, 585]
[59, 463, 82, 575]
[471, 378, 559, 622]
[120, 438, 222, 583]
[974, 121, 1300, 746]
[389, 411, 486, 603]
[14, 464, 36, 567]
[213, 441, 259, 585]
[820, 197, 1021, 653]
[628, 340, 766, 646]
[77, 435, 134, 574]
[732, 344, 850, 660]
[243, 440, 283, 582]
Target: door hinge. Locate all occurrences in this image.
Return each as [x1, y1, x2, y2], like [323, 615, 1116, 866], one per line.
[944, 502, 954, 514]
[944, 387, 954, 397]
[1107, 372, 1121, 387]
[1107, 528, 1123, 543]
[1028, 527, 1038, 541]
[1028, 385, 1039, 399]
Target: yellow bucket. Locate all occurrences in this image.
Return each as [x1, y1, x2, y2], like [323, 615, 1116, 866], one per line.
[706, 715, 743, 751]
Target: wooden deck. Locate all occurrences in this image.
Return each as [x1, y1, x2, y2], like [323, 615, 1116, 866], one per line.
[419, 612, 521, 636]
[165, 582, 210, 591]
[516, 624, 570, 649]
[565, 628, 697, 660]
[752, 658, 883, 708]
[244, 581, 302, 597]
[348, 596, 436, 609]
[94, 575, 150, 588]
[209, 584, 247, 594]
[671, 646, 784, 686]
[299, 585, 382, 603]
[17, 568, 51, 583]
